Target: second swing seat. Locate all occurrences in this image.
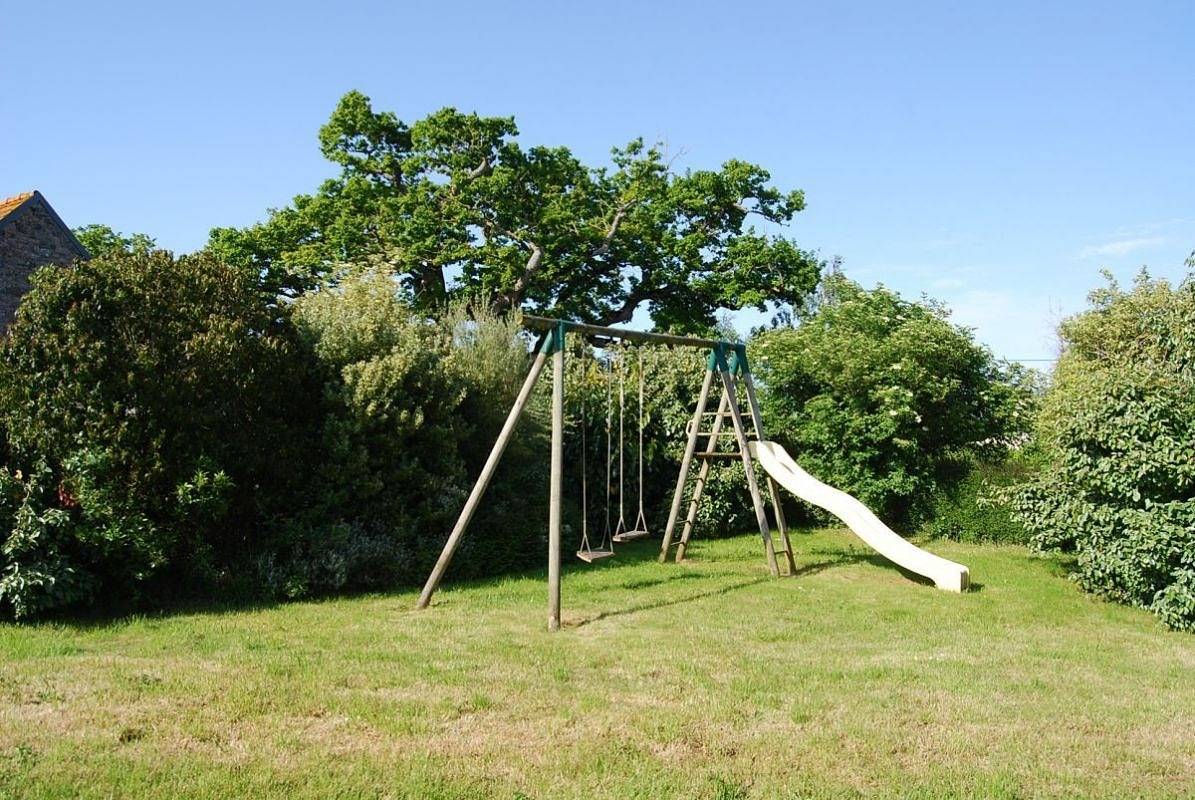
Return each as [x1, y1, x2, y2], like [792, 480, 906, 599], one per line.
[612, 529, 651, 543]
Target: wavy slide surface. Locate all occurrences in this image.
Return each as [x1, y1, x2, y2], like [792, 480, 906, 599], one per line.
[749, 441, 970, 592]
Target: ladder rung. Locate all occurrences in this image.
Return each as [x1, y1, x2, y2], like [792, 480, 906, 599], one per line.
[685, 423, 758, 438]
[694, 451, 743, 460]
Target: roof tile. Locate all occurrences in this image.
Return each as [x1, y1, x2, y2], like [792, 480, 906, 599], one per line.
[0, 191, 35, 223]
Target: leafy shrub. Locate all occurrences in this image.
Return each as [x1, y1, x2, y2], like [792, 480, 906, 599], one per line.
[1007, 268, 1195, 631]
[923, 452, 1039, 545]
[0, 257, 555, 617]
[0, 250, 318, 616]
[754, 275, 1033, 524]
[275, 272, 550, 598]
[0, 465, 93, 619]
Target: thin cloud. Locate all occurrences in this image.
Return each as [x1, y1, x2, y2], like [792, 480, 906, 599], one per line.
[1079, 236, 1166, 259]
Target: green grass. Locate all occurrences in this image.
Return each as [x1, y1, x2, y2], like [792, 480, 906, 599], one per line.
[1, 529, 1192, 799]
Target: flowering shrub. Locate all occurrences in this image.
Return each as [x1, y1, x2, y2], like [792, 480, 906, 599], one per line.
[275, 272, 550, 597]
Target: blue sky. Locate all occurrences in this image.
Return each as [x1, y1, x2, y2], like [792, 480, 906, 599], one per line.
[3, 1, 1192, 363]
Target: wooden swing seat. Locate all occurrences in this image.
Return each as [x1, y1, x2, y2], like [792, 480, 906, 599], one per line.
[612, 529, 652, 543]
[575, 548, 615, 563]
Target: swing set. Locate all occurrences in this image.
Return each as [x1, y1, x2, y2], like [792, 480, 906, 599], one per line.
[416, 316, 798, 630]
[417, 315, 970, 631]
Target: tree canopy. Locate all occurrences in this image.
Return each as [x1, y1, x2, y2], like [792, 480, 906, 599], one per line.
[73, 224, 156, 258]
[208, 91, 821, 332]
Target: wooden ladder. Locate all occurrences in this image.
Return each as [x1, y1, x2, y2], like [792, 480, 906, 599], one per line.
[658, 345, 797, 575]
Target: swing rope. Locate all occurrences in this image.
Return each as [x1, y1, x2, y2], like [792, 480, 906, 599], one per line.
[577, 345, 614, 562]
[577, 352, 590, 550]
[613, 344, 628, 538]
[634, 347, 650, 532]
[612, 345, 652, 542]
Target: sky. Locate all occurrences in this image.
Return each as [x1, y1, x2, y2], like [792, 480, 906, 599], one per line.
[3, 1, 1192, 364]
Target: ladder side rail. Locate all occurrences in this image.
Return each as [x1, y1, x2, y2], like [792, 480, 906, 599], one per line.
[737, 346, 797, 574]
[659, 366, 716, 561]
[675, 387, 730, 561]
[718, 347, 780, 576]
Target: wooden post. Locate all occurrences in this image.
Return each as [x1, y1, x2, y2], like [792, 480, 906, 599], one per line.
[548, 332, 564, 632]
[719, 359, 780, 576]
[416, 344, 551, 609]
[658, 366, 715, 561]
[675, 388, 729, 562]
[740, 361, 798, 575]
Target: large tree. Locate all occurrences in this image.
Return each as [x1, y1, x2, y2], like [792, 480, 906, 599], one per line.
[73, 224, 156, 258]
[208, 91, 821, 331]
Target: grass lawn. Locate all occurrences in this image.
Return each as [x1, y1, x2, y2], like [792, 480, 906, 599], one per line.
[1, 528, 1192, 799]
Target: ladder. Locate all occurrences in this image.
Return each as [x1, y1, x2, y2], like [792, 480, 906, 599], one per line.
[658, 345, 797, 575]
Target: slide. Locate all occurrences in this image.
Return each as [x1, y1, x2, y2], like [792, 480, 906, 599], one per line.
[749, 441, 970, 592]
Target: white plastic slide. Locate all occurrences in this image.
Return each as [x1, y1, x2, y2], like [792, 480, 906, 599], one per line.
[749, 441, 970, 592]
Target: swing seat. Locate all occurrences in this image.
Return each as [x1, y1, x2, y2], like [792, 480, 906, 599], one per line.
[576, 547, 615, 563]
[612, 529, 652, 543]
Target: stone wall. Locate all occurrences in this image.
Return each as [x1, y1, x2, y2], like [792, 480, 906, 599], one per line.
[0, 201, 84, 330]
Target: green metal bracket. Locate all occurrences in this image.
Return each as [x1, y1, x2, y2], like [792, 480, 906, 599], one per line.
[707, 341, 731, 372]
[732, 343, 750, 377]
[708, 341, 748, 375]
[539, 321, 567, 355]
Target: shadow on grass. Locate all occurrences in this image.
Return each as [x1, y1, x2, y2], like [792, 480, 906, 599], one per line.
[800, 544, 990, 593]
[567, 556, 854, 627]
[27, 528, 992, 631]
[35, 532, 704, 630]
[619, 573, 705, 591]
[565, 576, 772, 627]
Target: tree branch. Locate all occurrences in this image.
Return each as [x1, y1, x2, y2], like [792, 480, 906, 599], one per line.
[595, 285, 660, 326]
[466, 156, 492, 181]
[494, 233, 544, 312]
[592, 202, 632, 261]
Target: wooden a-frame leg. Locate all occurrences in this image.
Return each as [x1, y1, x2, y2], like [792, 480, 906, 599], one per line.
[739, 368, 798, 575]
[418, 347, 551, 609]
[659, 367, 715, 562]
[548, 343, 564, 631]
[765, 477, 797, 575]
[720, 368, 779, 576]
[675, 388, 729, 562]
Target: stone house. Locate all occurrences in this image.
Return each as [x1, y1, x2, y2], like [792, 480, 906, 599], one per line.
[0, 191, 90, 330]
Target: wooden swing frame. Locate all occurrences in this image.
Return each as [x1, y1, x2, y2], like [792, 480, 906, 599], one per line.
[415, 316, 795, 631]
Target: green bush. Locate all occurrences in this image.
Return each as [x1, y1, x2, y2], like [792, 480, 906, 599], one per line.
[1007, 268, 1195, 631]
[0, 256, 555, 618]
[923, 453, 1039, 545]
[754, 275, 1033, 524]
[0, 250, 318, 617]
[0, 464, 93, 619]
[276, 272, 550, 597]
